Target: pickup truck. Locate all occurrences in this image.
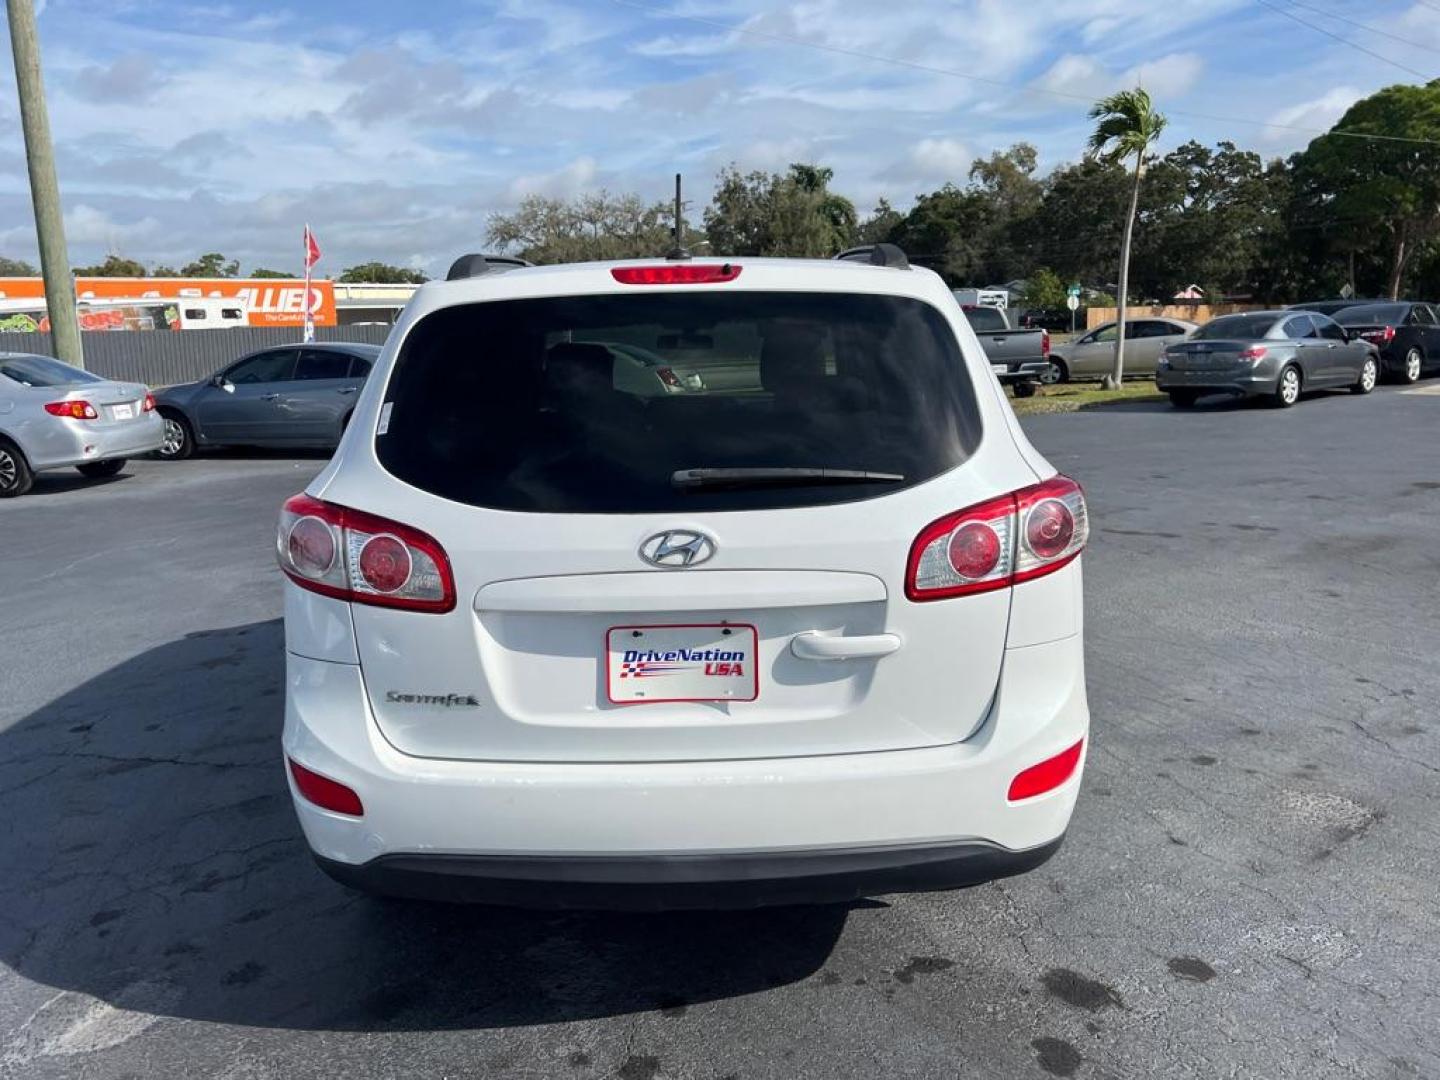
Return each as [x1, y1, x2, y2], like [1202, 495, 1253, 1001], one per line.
[954, 300, 1051, 397]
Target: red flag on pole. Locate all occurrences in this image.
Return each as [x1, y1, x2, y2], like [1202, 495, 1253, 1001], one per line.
[302, 225, 320, 342]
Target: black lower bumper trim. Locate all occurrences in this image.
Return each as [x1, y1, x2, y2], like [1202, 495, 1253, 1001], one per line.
[313, 836, 1065, 910]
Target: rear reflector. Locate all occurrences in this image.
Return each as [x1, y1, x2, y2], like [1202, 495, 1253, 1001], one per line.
[611, 264, 742, 285]
[1008, 739, 1085, 802]
[288, 759, 364, 816]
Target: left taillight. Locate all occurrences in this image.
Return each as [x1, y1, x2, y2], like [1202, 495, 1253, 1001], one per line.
[277, 493, 455, 613]
[44, 400, 98, 419]
[906, 475, 1088, 601]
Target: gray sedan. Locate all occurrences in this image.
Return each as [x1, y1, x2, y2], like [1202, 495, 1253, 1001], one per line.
[1157, 310, 1378, 408]
[1048, 316, 1197, 382]
[153, 342, 380, 459]
[0, 352, 163, 497]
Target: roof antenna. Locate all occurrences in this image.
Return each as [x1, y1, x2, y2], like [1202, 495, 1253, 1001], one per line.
[666, 173, 691, 260]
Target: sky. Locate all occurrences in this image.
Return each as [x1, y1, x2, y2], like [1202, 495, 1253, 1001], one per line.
[0, 0, 1437, 277]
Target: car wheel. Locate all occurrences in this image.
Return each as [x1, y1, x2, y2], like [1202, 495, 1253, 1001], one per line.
[0, 439, 34, 498]
[156, 411, 194, 460]
[1401, 348, 1423, 384]
[1013, 382, 1037, 399]
[1273, 365, 1301, 408]
[1352, 356, 1378, 395]
[76, 458, 126, 479]
[1169, 390, 1198, 408]
[1038, 360, 1067, 385]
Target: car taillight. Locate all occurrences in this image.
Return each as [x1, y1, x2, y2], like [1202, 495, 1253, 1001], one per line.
[277, 493, 455, 613]
[143, 393, 156, 412]
[1008, 738, 1085, 802]
[906, 475, 1088, 601]
[1238, 346, 1267, 362]
[611, 264, 742, 285]
[44, 400, 98, 419]
[288, 759, 364, 816]
[1041, 329, 1051, 358]
[1360, 326, 1395, 343]
[656, 366, 682, 388]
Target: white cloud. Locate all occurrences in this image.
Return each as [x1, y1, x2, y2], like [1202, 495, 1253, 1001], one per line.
[508, 157, 600, 200]
[1263, 87, 1363, 142]
[909, 138, 971, 178]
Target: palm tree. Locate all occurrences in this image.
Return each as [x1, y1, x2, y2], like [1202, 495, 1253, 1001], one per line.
[1087, 88, 1167, 389]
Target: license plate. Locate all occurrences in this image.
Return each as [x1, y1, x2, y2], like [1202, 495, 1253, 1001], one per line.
[990, 363, 1008, 374]
[110, 403, 134, 420]
[606, 624, 759, 704]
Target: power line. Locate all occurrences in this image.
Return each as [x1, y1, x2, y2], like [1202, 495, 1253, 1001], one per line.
[1273, 0, 1436, 54]
[609, 0, 1440, 148]
[1253, 0, 1434, 81]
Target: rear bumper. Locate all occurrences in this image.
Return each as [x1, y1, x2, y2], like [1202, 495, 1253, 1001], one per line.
[1155, 368, 1275, 396]
[27, 413, 164, 471]
[993, 360, 1050, 382]
[312, 836, 1065, 910]
[283, 631, 1088, 907]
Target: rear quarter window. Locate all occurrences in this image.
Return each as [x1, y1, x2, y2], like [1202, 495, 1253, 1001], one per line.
[376, 291, 982, 513]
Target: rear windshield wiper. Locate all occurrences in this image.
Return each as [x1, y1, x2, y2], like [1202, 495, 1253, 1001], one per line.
[671, 467, 906, 490]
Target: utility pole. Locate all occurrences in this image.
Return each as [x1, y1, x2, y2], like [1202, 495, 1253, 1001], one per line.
[6, 0, 83, 368]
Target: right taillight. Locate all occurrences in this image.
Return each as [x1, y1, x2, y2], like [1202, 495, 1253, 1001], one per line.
[1238, 346, 1267, 362]
[277, 493, 455, 613]
[906, 475, 1088, 601]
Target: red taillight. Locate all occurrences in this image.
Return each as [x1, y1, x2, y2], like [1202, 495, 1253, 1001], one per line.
[611, 264, 742, 285]
[288, 759, 364, 816]
[906, 475, 1088, 601]
[277, 493, 455, 613]
[44, 400, 98, 419]
[1360, 326, 1395, 343]
[1238, 346, 1267, 361]
[656, 366, 682, 388]
[143, 393, 156, 412]
[1041, 329, 1051, 358]
[1008, 739, 1085, 802]
[358, 534, 412, 593]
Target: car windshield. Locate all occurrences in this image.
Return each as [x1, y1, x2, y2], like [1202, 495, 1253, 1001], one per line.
[1193, 314, 1280, 340]
[377, 290, 983, 514]
[0, 354, 103, 387]
[1334, 303, 1408, 326]
[959, 305, 1007, 332]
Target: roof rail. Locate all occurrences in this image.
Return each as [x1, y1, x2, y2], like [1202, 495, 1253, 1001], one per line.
[445, 253, 534, 281]
[833, 243, 910, 270]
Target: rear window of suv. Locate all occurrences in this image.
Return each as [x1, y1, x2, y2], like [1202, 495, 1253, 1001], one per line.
[377, 290, 982, 513]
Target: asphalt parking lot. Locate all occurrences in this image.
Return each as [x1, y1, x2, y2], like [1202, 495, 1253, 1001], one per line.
[1, 387, 1437, 1080]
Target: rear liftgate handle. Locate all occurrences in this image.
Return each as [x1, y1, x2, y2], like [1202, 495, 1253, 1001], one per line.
[790, 631, 902, 661]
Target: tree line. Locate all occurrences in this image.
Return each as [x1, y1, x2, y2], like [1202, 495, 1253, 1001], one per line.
[0, 252, 428, 284]
[4, 80, 1437, 302]
[486, 80, 1440, 306]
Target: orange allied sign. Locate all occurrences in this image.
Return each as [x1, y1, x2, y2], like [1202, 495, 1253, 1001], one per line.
[0, 277, 336, 328]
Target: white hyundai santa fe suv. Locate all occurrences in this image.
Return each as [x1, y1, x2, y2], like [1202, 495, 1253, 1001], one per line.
[277, 245, 1090, 909]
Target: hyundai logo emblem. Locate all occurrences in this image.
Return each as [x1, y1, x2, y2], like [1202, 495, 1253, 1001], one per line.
[639, 530, 716, 568]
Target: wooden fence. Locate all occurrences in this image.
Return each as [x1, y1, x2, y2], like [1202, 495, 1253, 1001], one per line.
[1085, 303, 1264, 330]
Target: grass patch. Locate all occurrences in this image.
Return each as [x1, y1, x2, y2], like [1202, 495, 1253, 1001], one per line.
[1009, 381, 1166, 415]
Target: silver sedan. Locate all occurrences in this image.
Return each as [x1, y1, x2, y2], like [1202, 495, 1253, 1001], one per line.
[0, 352, 163, 497]
[1047, 316, 1197, 382]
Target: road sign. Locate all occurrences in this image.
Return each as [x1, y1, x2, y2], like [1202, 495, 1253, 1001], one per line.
[1066, 294, 1080, 311]
[1067, 284, 1081, 298]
